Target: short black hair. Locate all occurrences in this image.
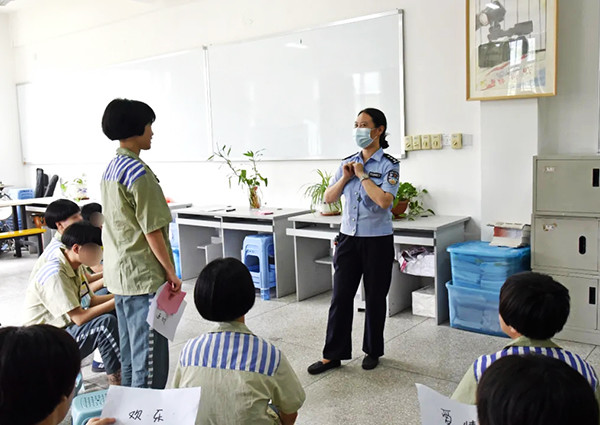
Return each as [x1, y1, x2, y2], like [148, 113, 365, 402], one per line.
[101, 98, 156, 141]
[499, 271, 570, 339]
[81, 202, 102, 222]
[61, 221, 102, 249]
[44, 199, 80, 230]
[359, 108, 389, 149]
[477, 355, 599, 425]
[194, 258, 256, 322]
[0, 325, 80, 425]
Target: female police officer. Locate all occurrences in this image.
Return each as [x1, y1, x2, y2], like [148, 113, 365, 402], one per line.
[308, 108, 400, 374]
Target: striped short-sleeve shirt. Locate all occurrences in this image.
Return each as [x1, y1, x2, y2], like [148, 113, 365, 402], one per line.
[172, 321, 305, 425]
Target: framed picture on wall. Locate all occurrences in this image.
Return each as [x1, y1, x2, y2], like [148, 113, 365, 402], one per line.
[467, 0, 558, 101]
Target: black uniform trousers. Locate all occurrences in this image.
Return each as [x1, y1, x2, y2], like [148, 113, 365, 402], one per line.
[323, 233, 395, 360]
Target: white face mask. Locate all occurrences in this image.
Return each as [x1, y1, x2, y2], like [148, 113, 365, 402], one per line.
[353, 128, 373, 149]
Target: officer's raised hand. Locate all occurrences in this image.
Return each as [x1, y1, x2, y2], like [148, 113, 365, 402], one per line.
[342, 162, 355, 180]
[350, 162, 364, 176]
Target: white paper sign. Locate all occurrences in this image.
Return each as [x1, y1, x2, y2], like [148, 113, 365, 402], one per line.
[416, 384, 478, 425]
[101, 386, 201, 425]
[146, 283, 187, 341]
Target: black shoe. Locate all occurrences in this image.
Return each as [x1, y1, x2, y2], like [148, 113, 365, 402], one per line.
[307, 359, 341, 375]
[362, 355, 379, 370]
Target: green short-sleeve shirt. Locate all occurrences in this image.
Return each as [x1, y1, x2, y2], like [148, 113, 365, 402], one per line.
[24, 248, 85, 328]
[100, 148, 173, 296]
[172, 321, 306, 425]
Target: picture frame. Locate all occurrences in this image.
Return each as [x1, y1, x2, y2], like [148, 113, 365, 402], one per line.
[466, 0, 558, 101]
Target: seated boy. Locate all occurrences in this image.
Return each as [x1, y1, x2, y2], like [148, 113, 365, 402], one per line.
[452, 271, 599, 404]
[173, 258, 306, 425]
[23, 221, 121, 385]
[82, 202, 104, 275]
[477, 355, 599, 425]
[39, 199, 104, 292]
[0, 324, 115, 425]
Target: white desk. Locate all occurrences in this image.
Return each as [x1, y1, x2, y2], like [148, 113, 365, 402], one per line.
[287, 213, 470, 324]
[176, 207, 310, 298]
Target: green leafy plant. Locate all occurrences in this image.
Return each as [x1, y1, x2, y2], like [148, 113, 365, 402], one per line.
[303, 169, 342, 215]
[208, 145, 268, 209]
[393, 182, 434, 220]
[60, 175, 88, 202]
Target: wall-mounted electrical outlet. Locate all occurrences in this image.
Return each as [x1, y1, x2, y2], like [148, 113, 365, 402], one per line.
[431, 134, 442, 149]
[451, 133, 462, 149]
[412, 135, 422, 150]
[404, 135, 412, 151]
[421, 134, 431, 150]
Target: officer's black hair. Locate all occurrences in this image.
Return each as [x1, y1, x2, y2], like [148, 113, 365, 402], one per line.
[499, 271, 569, 340]
[477, 355, 598, 425]
[61, 222, 102, 249]
[101, 98, 156, 141]
[0, 325, 81, 425]
[81, 202, 102, 223]
[194, 258, 256, 322]
[44, 199, 80, 230]
[358, 108, 389, 149]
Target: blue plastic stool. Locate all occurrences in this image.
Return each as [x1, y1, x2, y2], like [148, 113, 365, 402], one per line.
[71, 389, 107, 425]
[242, 234, 276, 300]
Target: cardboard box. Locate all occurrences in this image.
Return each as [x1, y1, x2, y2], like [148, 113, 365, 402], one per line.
[412, 286, 435, 318]
[488, 222, 531, 248]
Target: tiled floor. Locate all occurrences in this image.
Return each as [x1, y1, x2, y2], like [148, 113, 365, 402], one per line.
[3, 252, 600, 424]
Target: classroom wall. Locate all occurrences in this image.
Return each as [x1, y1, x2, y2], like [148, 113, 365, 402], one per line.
[6, 0, 597, 241]
[0, 14, 24, 187]
[538, 0, 600, 154]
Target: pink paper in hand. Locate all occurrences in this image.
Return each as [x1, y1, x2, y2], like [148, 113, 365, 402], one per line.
[157, 284, 186, 315]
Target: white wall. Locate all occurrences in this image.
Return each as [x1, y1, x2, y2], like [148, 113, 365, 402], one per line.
[538, 0, 600, 154]
[0, 14, 25, 187]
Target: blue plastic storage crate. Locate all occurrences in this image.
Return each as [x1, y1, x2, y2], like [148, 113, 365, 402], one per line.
[447, 241, 530, 291]
[446, 280, 507, 337]
[6, 188, 34, 230]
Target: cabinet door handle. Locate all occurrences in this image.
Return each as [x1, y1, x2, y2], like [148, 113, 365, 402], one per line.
[579, 236, 587, 254]
[594, 168, 600, 187]
[590, 287, 596, 305]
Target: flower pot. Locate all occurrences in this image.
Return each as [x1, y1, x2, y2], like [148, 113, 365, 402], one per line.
[392, 200, 409, 217]
[318, 203, 341, 216]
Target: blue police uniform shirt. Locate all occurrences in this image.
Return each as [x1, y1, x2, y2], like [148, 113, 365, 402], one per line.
[330, 148, 400, 237]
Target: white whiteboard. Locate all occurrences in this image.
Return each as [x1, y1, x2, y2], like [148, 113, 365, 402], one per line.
[207, 10, 405, 160]
[17, 49, 210, 164]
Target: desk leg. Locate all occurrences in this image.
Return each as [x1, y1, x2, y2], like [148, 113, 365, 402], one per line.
[294, 236, 332, 301]
[272, 217, 296, 298]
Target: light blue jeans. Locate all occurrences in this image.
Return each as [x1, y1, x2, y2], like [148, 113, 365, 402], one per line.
[114, 294, 169, 388]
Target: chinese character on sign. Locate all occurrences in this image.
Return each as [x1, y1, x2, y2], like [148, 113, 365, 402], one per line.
[441, 408, 453, 425]
[153, 408, 164, 422]
[128, 410, 143, 421]
[462, 421, 476, 425]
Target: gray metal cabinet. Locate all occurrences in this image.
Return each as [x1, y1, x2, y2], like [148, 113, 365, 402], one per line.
[532, 156, 600, 344]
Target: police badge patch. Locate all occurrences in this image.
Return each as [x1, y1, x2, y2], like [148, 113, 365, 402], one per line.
[387, 170, 399, 185]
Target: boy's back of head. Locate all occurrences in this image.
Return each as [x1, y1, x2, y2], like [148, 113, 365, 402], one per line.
[62, 221, 102, 249]
[0, 325, 80, 425]
[499, 271, 569, 340]
[44, 199, 81, 230]
[194, 258, 256, 322]
[477, 354, 599, 425]
[81, 202, 103, 228]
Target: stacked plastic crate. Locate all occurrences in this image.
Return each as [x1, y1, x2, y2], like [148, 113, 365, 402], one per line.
[445, 241, 530, 336]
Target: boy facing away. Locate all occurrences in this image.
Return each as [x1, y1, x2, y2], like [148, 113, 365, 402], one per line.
[452, 271, 599, 406]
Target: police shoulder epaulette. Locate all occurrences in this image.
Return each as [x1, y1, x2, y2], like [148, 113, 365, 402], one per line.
[383, 153, 399, 164]
[343, 152, 358, 160]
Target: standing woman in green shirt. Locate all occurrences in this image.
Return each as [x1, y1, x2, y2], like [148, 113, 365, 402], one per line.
[100, 98, 182, 389]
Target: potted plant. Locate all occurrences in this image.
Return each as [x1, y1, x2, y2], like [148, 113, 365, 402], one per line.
[60, 174, 89, 201]
[208, 145, 268, 209]
[303, 170, 342, 216]
[392, 182, 434, 220]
